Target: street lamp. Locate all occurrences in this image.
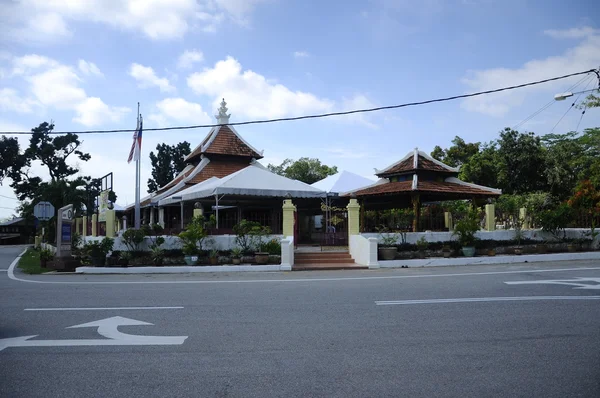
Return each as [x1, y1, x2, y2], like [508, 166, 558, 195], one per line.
[554, 92, 573, 101]
[172, 196, 184, 229]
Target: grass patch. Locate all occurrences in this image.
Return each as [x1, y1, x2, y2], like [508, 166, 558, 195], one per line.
[18, 249, 49, 275]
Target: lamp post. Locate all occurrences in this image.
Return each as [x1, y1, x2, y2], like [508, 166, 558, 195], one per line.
[554, 92, 574, 101]
[172, 196, 184, 230]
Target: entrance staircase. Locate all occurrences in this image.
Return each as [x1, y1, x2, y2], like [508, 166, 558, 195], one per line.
[292, 250, 367, 271]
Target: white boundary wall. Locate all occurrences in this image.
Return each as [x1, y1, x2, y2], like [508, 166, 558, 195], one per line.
[82, 234, 284, 251]
[362, 228, 595, 245]
[349, 235, 379, 268]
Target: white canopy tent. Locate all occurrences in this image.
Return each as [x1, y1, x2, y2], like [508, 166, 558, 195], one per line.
[159, 166, 326, 206]
[311, 170, 375, 195]
[158, 165, 326, 229]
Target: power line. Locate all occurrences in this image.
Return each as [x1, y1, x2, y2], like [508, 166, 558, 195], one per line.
[0, 194, 19, 201]
[0, 206, 17, 210]
[549, 76, 596, 134]
[1, 68, 597, 136]
[513, 73, 593, 129]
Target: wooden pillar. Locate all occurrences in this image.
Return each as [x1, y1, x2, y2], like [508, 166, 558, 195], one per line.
[411, 193, 420, 232]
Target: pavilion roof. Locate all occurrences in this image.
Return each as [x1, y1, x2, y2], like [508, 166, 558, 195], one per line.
[376, 148, 459, 177]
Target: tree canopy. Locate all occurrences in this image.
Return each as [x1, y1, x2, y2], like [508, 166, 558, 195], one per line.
[147, 141, 191, 192]
[267, 157, 338, 184]
[0, 122, 115, 242]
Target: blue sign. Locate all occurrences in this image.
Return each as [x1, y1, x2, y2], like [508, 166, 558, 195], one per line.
[61, 223, 72, 242]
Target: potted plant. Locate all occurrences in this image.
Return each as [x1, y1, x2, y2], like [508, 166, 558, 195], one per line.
[231, 247, 242, 265]
[452, 208, 479, 257]
[377, 228, 398, 260]
[150, 246, 165, 266]
[182, 243, 198, 265]
[179, 215, 209, 264]
[118, 251, 132, 267]
[442, 245, 452, 258]
[415, 236, 428, 259]
[209, 249, 219, 265]
[40, 248, 54, 268]
[86, 237, 114, 266]
[249, 224, 271, 265]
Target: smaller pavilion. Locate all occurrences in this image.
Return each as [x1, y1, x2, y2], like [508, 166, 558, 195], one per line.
[346, 148, 502, 231]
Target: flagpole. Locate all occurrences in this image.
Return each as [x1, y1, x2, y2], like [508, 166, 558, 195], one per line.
[134, 102, 141, 229]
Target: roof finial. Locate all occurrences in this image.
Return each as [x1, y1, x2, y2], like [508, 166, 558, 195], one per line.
[216, 98, 231, 124]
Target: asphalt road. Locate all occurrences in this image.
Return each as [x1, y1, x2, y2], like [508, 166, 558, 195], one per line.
[1, 245, 599, 398]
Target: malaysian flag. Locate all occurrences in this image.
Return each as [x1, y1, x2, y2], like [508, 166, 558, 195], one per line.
[127, 116, 143, 163]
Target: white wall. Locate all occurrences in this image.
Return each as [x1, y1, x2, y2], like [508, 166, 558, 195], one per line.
[280, 236, 294, 270]
[363, 228, 595, 244]
[82, 234, 284, 251]
[349, 235, 379, 268]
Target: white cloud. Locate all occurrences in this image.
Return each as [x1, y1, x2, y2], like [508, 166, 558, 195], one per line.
[78, 60, 104, 77]
[74, 97, 130, 127]
[7, 55, 130, 127]
[327, 148, 371, 159]
[187, 56, 334, 119]
[461, 33, 600, 117]
[177, 50, 204, 69]
[338, 94, 378, 129]
[544, 26, 599, 39]
[293, 51, 310, 58]
[11, 54, 59, 76]
[3, 0, 269, 43]
[148, 97, 211, 126]
[129, 63, 175, 93]
[0, 88, 37, 113]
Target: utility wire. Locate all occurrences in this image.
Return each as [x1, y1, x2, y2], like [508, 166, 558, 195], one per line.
[0, 194, 19, 201]
[549, 76, 596, 134]
[0, 68, 597, 136]
[513, 73, 593, 129]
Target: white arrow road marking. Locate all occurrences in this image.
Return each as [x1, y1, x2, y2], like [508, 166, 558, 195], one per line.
[505, 277, 600, 290]
[375, 296, 600, 305]
[0, 316, 188, 351]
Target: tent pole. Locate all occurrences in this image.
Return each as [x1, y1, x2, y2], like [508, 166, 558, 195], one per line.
[215, 195, 219, 230]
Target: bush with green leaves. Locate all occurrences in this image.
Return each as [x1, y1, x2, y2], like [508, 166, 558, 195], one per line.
[452, 207, 480, 247]
[416, 236, 428, 251]
[249, 224, 272, 253]
[260, 238, 281, 255]
[178, 215, 209, 254]
[143, 223, 165, 250]
[233, 219, 263, 253]
[539, 202, 574, 241]
[122, 228, 146, 252]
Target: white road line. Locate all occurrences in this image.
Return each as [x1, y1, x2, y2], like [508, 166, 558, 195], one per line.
[0, 269, 8, 272]
[5, 248, 600, 285]
[376, 296, 600, 305]
[24, 306, 184, 311]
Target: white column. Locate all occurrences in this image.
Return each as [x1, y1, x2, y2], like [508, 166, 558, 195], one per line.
[158, 207, 165, 228]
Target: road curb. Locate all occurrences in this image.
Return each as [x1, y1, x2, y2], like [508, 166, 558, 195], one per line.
[379, 251, 600, 268]
[76, 264, 288, 274]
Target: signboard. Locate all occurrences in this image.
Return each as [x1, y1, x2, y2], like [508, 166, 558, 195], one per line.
[56, 204, 73, 258]
[98, 190, 109, 222]
[33, 201, 55, 221]
[61, 223, 71, 243]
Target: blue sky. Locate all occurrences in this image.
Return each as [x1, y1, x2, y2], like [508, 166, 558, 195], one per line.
[1, 0, 600, 218]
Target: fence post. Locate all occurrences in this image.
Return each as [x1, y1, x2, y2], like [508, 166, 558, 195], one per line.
[82, 215, 88, 238]
[92, 214, 98, 237]
[105, 210, 116, 238]
[444, 212, 453, 231]
[519, 207, 529, 229]
[347, 199, 360, 238]
[485, 204, 496, 231]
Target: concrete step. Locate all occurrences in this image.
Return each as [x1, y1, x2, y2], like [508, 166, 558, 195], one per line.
[295, 252, 351, 258]
[294, 258, 354, 264]
[292, 264, 368, 271]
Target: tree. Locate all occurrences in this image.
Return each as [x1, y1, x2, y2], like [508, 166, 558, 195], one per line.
[0, 136, 25, 185]
[579, 92, 600, 109]
[430, 136, 480, 167]
[1, 122, 111, 243]
[267, 157, 338, 184]
[147, 141, 191, 192]
[496, 128, 547, 194]
[459, 143, 499, 188]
